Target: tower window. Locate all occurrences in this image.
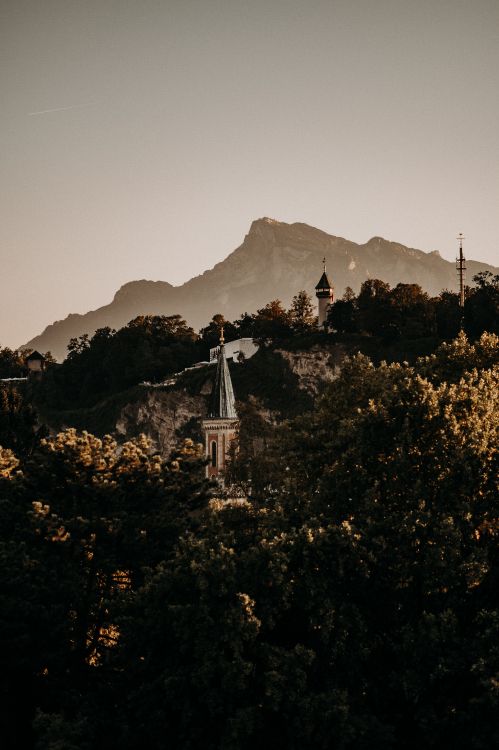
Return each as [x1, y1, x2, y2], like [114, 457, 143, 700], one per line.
[211, 440, 217, 467]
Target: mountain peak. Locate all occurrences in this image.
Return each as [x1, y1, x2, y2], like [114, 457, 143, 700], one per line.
[254, 216, 282, 226]
[24, 219, 498, 360]
[248, 217, 284, 236]
[113, 279, 174, 304]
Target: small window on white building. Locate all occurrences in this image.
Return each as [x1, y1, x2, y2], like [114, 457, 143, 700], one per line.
[211, 441, 217, 467]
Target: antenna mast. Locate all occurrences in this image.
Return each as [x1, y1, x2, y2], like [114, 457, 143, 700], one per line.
[456, 233, 466, 308]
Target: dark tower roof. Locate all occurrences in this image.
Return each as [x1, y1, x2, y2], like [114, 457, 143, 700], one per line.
[208, 341, 237, 419]
[25, 350, 45, 361]
[315, 270, 333, 291]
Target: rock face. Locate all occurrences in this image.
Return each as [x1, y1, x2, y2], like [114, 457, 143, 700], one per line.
[63, 343, 345, 455]
[276, 345, 345, 396]
[115, 389, 206, 457]
[111, 344, 349, 454]
[25, 218, 499, 360]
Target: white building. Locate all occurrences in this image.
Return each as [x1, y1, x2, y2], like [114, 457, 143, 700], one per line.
[209, 337, 258, 365]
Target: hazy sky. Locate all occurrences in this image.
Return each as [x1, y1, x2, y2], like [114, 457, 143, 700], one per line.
[1, 0, 498, 348]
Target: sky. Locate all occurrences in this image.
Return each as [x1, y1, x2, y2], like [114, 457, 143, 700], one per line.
[1, 0, 498, 348]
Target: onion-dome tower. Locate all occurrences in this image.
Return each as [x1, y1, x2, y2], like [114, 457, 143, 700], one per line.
[315, 257, 334, 328]
[202, 328, 238, 481]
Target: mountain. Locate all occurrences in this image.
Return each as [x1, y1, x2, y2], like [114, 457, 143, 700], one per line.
[25, 218, 498, 360]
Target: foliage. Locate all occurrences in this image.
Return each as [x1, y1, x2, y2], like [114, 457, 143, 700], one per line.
[40, 315, 199, 409]
[0, 383, 42, 456]
[199, 314, 238, 357]
[229, 295, 315, 346]
[2, 280, 499, 748]
[251, 300, 293, 344]
[0, 430, 210, 749]
[289, 291, 317, 333]
[0, 346, 27, 378]
[464, 271, 499, 338]
[105, 332, 498, 749]
[328, 273, 498, 343]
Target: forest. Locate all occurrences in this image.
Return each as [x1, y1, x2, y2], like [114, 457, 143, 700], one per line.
[0, 274, 498, 749]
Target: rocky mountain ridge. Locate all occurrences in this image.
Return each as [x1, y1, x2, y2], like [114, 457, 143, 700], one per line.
[25, 218, 498, 360]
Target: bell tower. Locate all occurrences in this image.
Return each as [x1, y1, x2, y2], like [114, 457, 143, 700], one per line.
[315, 257, 334, 328]
[202, 328, 238, 482]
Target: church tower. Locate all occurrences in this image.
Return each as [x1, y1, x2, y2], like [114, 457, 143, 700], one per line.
[202, 329, 238, 481]
[315, 258, 334, 328]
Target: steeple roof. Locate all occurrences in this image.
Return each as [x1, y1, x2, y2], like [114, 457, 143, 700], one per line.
[315, 270, 333, 290]
[208, 342, 237, 419]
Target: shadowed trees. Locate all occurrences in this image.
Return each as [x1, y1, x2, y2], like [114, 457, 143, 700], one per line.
[0, 334, 498, 749]
[328, 274, 498, 344]
[41, 315, 200, 408]
[0, 384, 41, 456]
[464, 271, 499, 338]
[0, 431, 209, 749]
[103, 334, 499, 750]
[2, 281, 499, 748]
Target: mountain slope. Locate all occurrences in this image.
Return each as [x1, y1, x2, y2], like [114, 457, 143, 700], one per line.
[25, 218, 498, 360]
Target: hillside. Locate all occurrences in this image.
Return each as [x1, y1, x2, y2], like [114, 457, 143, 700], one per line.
[33, 331, 447, 456]
[25, 218, 498, 360]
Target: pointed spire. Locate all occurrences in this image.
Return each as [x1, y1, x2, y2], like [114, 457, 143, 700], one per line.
[208, 330, 237, 419]
[315, 256, 333, 292]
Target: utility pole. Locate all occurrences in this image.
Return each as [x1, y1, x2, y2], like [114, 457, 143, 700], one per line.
[456, 233, 466, 308]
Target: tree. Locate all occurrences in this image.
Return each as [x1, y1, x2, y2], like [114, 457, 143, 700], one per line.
[233, 312, 256, 339]
[388, 282, 435, 338]
[288, 291, 316, 333]
[356, 279, 393, 337]
[41, 316, 200, 409]
[3, 319, 499, 748]
[111, 334, 498, 749]
[252, 300, 292, 344]
[342, 286, 356, 302]
[0, 383, 40, 456]
[327, 297, 358, 333]
[435, 290, 461, 340]
[0, 430, 210, 749]
[67, 333, 91, 358]
[0, 346, 26, 378]
[464, 272, 499, 338]
[199, 314, 238, 355]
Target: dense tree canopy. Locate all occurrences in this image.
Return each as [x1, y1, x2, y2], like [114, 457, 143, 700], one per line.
[328, 273, 499, 343]
[40, 315, 200, 408]
[0, 347, 27, 378]
[0, 430, 209, 749]
[1, 333, 498, 749]
[0, 383, 40, 456]
[25, 272, 497, 418]
[2, 273, 499, 748]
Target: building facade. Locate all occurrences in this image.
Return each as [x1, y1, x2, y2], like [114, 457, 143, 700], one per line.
[25, 351, 46, 380]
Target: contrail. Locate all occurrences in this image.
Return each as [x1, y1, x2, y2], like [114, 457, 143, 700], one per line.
[28, 102, 94, 116]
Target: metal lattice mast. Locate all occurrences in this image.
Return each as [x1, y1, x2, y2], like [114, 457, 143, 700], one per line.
[456, 233, 466, 308]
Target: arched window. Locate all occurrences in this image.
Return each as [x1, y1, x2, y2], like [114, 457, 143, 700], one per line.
[211, 440, 217, 467]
